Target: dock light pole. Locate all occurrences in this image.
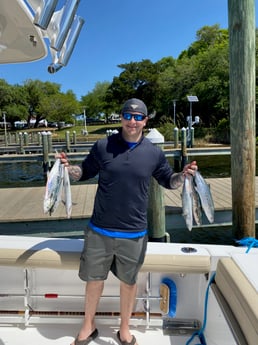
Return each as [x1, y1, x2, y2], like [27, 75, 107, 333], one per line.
[172, 99, 177, 125]
[186, 95, 199, 147]
[83, 108, 88, 135]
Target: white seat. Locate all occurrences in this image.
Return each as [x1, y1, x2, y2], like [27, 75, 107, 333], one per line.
[0, 238, 211, 273]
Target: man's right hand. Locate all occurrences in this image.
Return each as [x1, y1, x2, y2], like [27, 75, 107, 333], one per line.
[56, 152, 69, 167]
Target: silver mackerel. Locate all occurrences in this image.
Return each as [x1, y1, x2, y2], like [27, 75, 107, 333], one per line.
[194, 171, 214, 223]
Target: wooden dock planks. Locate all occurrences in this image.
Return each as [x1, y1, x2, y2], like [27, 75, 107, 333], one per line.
[0, 177, 257, 222]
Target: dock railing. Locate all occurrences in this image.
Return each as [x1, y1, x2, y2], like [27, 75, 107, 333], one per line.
[0, 130, 231, 165]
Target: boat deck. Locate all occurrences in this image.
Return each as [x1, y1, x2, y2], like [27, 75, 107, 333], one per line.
[1, 177, 258, 222]
[2, 236, 251, 345]
[0, 322, 237, 345]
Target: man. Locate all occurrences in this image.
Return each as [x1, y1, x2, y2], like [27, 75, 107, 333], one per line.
[60, 98, 197, 345]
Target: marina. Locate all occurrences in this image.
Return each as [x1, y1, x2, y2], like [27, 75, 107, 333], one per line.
[1, 1, 258, 345]
[0, 177, 258, 243]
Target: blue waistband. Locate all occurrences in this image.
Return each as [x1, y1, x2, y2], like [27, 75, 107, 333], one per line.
[89, 221, 147, 238]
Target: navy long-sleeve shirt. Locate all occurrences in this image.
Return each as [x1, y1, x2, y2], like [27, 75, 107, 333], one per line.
[80, 131, 174, 232]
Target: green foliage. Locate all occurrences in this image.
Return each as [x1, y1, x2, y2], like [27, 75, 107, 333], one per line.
[39, 92, 79, 123]
[81, 82, 110, 120]
[156, 24, 230, 128]
[157, 120, 175, 141]
[2, 24, 257, 134]
[213, 118, 230, 144]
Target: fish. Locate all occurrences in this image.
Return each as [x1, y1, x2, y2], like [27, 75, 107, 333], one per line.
[193, 171, 214, 223]
[63, 166, 72, 218]
[192, 183, 202, 226]
[182, 175, 193, 231]
[43, 158, 64, 215]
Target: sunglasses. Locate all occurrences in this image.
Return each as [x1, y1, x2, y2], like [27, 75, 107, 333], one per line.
[122, 113, 147, 121]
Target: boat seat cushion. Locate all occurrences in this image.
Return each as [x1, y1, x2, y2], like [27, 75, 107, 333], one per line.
[0, 237, 211, 273]
[142, 243, 211, 273]
[215, 255, 258, 345]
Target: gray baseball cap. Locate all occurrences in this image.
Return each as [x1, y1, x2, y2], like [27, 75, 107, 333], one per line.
[121, 98, 148, 116]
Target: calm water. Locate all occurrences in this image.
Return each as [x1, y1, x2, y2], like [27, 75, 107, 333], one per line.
[0, 155, 232, 188]
[0, 161, 96, 188]
[0, 161, 45, 188]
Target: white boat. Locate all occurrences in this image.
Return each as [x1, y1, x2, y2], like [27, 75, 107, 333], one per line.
[0, 1, 258, 345]
[0, 235, 258, 345]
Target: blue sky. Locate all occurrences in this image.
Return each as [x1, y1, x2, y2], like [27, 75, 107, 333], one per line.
[0, 0, 256, 100]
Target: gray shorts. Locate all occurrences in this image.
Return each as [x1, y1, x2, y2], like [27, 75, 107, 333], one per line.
[79, 226, 148, 285]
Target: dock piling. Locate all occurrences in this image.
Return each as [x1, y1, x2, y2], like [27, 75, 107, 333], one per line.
[146, 129, 168, 242]
[65, 131, 71, 152]
[18, 132, 24, 154]
[42, 132, 50, 182]
[229, 0, 256, 238]
[181, 127, 188, 168]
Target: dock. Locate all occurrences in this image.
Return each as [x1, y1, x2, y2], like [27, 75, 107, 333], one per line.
[1, 177, 258, 223]
[0, 176, 257, 243]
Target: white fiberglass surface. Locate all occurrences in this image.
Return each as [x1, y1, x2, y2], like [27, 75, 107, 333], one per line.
[0, 320, 237, 345]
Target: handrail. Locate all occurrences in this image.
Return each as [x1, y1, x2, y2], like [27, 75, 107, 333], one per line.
[0, 143, 231, 163]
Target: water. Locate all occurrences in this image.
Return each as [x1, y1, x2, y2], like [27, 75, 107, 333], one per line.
[167, 225, 237, 246]
[0, 155, 232, 188]
[0, 162, 44, 188]
[0, 161, 97, 188]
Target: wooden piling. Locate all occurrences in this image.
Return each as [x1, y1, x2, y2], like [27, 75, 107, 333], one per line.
[174, 127, 179, 148]
[146, 129, 169, 242]
[37, 132, 42, 145]
[148, 178, 169, 242]
[47, 132, 53, 153]
[73, 131, 77, 145]
[228, 0, 256, 239]
[23, 132, 28, 146]
[181, 127, 188, 169]
[65, 131, 71, 152]
[18, 132, 24, 154]
[42, 133, 49, 182]
[191, 127, 195, 147]
[173, 127, 180, 171]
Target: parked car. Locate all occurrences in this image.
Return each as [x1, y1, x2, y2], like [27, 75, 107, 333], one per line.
[86, 118, 106, 125]
[48, 122, 58, 128]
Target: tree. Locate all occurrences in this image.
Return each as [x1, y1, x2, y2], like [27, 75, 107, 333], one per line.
[81, 82, 110, 120]
[39, 90, 80, 123]
[23, 79, 62, 127]
[0, 79, 13, 119]
[157, 25, 229, 127]
[5, 85, 28, 124]
[107, 59, 162, 113]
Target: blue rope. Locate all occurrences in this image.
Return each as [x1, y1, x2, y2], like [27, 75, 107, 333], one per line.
[235, 237, 258, 253]
[185, 272, 216, 345]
